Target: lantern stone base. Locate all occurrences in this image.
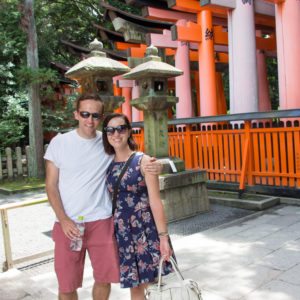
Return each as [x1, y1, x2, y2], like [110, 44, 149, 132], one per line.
[159, 157, 185, 173]
[159, 170, 209, 223]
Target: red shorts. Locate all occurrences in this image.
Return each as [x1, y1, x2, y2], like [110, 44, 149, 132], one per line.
[52, 217, 120, 293]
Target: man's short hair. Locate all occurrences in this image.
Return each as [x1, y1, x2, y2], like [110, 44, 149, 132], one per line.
[76, 93, 104, 111]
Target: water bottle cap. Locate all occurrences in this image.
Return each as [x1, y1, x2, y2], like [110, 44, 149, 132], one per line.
[78, 216, 84, 221]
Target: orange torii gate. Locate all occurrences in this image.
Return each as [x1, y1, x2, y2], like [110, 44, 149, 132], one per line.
[141, 5, 229, 117]
[147, 27, 229, 117]
[168, 0, 276, 115]
[170, 1, 219, 117]
[143, 5, 227, 117]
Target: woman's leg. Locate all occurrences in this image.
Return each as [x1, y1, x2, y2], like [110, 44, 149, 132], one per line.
[130, 283, 148, 300]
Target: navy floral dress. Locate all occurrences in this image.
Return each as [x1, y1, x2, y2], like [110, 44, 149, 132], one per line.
[106, 152, 173, 288]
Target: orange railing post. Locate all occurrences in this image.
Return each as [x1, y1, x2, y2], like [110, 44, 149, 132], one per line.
[184, 125, 193, 169]
[239, 121, 252, 196]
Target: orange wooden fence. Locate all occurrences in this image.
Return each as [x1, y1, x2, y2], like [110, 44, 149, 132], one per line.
[132, 109, 300, 192]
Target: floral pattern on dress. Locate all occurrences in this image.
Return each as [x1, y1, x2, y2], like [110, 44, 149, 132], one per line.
[106, 152, 173, 288]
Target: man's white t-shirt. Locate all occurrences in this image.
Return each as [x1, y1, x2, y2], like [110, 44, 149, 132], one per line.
[44, 129, 113, 222]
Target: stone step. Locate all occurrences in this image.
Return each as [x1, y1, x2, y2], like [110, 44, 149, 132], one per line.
[0, 268, 57, 300]
[208, 190, 280, 210]
[280, 196, 300, 206]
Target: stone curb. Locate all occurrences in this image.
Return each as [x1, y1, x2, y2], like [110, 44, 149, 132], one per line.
[209, 195, 280, 210]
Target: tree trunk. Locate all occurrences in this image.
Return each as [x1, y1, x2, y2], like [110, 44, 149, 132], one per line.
[23, 0, 45, 178]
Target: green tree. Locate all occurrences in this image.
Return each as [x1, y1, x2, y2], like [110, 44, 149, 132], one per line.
[0, 92, 28, 151]
[0, 0, 105, 154]
[34, 0, 102, 67]
[0, 1, 28, 150]
[20, 0, 44, 178]
[266, 57, 279, 110]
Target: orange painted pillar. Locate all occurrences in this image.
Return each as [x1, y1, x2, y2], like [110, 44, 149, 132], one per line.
[194, 71, 201, 116]
[175, 19, 193, 118]
[257, 50, 271, 112]
[215, 72, 227, 115]
[198, 10, 217, 116]
[275, 0, 300, 109]
[131, 82, 143, 122]
[113, 84, 122, 113]
[122, 87, 132, 122]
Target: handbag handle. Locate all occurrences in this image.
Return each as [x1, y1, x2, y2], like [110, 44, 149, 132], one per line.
[157, 256, 185, 291]
[112, 152, 136, 213]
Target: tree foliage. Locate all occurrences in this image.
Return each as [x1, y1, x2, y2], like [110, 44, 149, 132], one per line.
[0, 1, 28, 149]
[0, 0, 100, 149]
[34, 0, 101, 67]
[266, 57, 279, 110]
[0, 0, 279, 151]
[0, 91, 28, 150]
[0, 0, 140, 150]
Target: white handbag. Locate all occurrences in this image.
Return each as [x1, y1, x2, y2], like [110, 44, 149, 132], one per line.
[145, 256, 203, 300]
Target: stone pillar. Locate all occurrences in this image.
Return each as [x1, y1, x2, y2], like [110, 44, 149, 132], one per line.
[228, 1, 258, 113]
[144, 109, 169, 158]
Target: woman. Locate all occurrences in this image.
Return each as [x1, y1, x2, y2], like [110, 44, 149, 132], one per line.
[102, 113, 173, 300]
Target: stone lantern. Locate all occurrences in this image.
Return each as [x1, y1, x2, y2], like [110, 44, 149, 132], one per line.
[123, 45, 183, 170]
[65, 38, 130, 112]
[123, 45, 209, 222]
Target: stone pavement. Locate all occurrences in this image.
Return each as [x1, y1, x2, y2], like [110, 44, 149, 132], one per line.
[1, 203, 300, 299]
[0, 189, 47, 206]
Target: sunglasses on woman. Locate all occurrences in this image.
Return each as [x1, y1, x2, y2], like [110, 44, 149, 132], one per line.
[79, 111, 103, 120]
[104, 124, 129, 135]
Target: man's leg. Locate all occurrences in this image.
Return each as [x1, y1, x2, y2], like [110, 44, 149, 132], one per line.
[59, 291, 78, 300]
[92, 282, 111, 300]
[52, 223, 85, 299]
[86, 218, 120, 299]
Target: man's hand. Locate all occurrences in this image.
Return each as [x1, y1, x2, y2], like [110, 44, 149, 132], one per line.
[60, 218, 81, 241]
[143, 157, 162, 175]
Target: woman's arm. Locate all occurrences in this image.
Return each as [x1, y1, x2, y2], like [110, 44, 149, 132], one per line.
[142, 155, 172, 260]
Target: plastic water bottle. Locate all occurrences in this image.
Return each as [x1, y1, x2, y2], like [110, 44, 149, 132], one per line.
[70, 216, 85, 251]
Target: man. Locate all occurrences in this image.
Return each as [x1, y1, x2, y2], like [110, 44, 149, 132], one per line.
[45, 93, 160, 300]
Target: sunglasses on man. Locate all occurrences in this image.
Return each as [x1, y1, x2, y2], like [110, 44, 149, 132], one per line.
[104, 125, 129, 135]
[79, 111, 103, 120]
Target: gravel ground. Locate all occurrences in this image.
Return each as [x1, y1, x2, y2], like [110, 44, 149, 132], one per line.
[168, 203, 255, 240]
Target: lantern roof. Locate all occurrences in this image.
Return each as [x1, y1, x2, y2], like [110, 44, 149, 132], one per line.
[122, 45, 183, 79]
[65, 39, 130, 80]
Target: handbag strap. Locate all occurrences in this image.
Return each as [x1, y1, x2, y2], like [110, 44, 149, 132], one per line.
[157, 256, 185, 291]
[112, 152, 136, 213]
